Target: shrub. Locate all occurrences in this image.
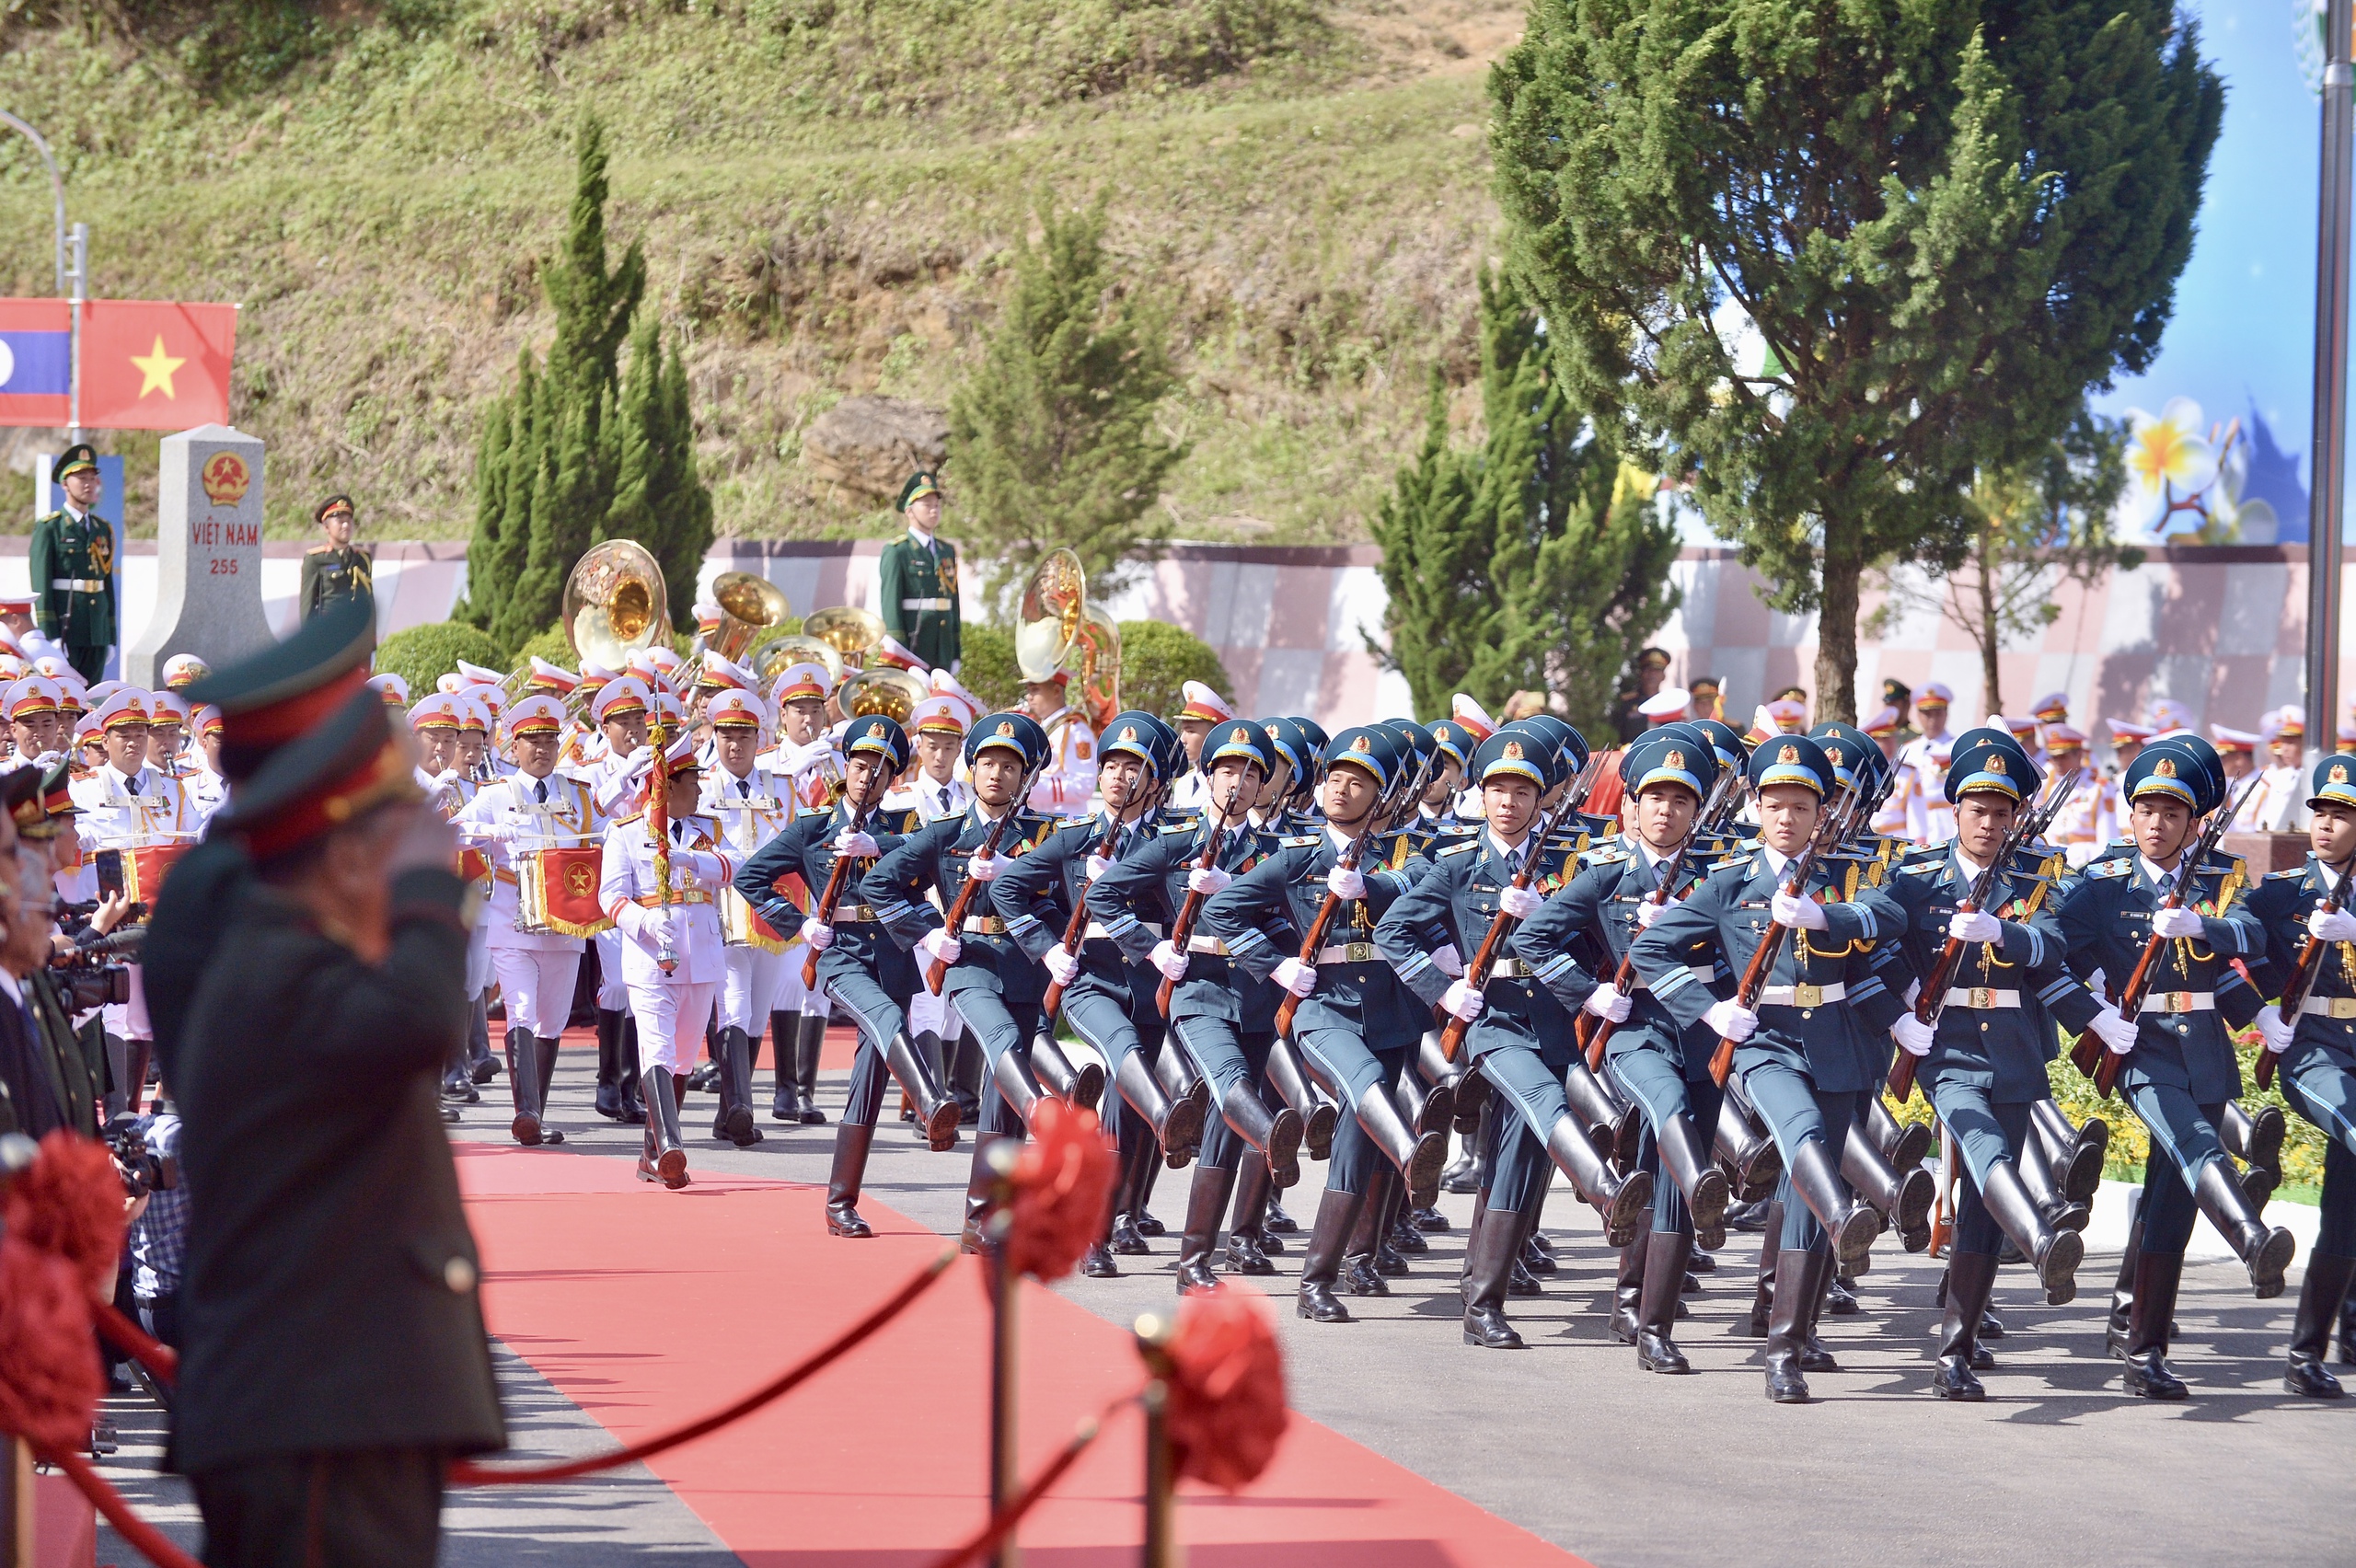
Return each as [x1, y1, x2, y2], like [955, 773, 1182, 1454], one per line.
[956, 622, 1023, 713]
[511, 623, 577, 674]
[1116, 620, 1233, 721]
[373, 619, 508, 698]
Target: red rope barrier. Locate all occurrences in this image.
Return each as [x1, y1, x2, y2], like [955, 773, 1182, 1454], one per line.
[450, 1245, 956, 1484]
[37, 1446, 206, 1568]
[921, 1397, 1126, 1568]
[96, 1302, 177, 1386]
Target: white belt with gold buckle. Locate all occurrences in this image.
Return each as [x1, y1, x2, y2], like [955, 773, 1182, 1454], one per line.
[901, 597, 953, 611]
[1760, 982, 1846, 1007]
[1187, 935, 1230, 956]
[2301, 996, 2356, 1019]
[1317, 940, 1381, 964]
[1943, 986, 2021, 1009]
[2140, 990, 2214, 1014]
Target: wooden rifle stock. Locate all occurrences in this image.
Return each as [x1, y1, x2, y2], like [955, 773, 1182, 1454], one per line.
[1156, 819, 1231, 1018]
[799, 794, 880, 989]
[924, 757, 1049, 997]
[1707, 785, 1861, 1087]
[2258, 865, 2348, 1090]
[1041, 809, 1136, 1017]
[1271, 745, 1441, 1036]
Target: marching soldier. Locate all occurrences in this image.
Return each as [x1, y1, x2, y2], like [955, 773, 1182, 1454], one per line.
[886, 694, 977, 1122]
[31, 444, 118, 685]
[878, 471, 962, 673]
[299, 494, 375, 623]
[705, 686, 798, 1147]
[2056, 735, 2296, 1398]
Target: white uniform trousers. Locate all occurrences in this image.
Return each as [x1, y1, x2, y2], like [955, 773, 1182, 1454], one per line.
[631, 979, 720, 1076]
[722, 945, 793, 1033]
[466, 919, 494, 998]
[595, 929, 628, 1010]
[491, 945, 583, 1039]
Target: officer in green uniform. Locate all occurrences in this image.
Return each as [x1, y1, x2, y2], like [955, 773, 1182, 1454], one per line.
[31, 443, 118, 685]
[878, 471, 961, 673]
[299, 492, 375, 622]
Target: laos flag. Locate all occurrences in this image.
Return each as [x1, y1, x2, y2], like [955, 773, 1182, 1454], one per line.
[0, 299, 71, 427]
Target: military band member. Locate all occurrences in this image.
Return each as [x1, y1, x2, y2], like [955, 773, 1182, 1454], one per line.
[1165, 681, 1236, 813]
[31, 443, 118, 685]
[760, 661, 844, 814]
[2057, 736, 2296, 1399]
[706, 686, 799, 1147]
[1892, 684, 1957, 846]
[578, 677, 653, 1122]
[185, 705, 228, 823]
[878, 471, 961, 673]
[2249, 755, 2356, 1396]
[75, 686, 193, 1112]
[598, 733, 735, 1189]
[736, 714, 962, 1237]
[7, 676, 66, 767]
[454, 694, 600, 1147]
[1023, 669, 1098, 817]
[2234, 710, 2308, 834]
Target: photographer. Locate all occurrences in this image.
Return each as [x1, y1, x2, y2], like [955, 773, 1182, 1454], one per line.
[122, 1101, 186, 1347]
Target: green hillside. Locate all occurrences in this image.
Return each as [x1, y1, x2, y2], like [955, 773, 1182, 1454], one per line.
[0, 0, 1515, 542]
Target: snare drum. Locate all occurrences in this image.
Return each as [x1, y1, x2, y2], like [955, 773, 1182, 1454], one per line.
[121, 844, 190, 905]
[721, 888, 791, 954]
[516, 845, 613, 938]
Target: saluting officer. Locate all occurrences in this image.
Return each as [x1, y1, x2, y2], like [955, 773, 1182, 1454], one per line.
[878, 471, 962, 673]
[31, 444, 117, 686]
[299, 493, 375, 622]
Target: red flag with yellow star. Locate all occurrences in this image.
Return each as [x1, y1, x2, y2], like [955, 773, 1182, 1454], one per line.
[77, 299, 237, 430]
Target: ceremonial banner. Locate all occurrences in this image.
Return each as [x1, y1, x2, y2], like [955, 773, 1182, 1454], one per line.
[78, 300, 238, 431]
[0, 298, 72, 426]
[519, 845, 614, 938]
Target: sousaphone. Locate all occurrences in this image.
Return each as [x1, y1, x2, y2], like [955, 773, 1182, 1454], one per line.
[803, 605, 885, 669]
[564, 540, 673, 672]
[705, 571, 793, 665]
[837, 667, 928, 722]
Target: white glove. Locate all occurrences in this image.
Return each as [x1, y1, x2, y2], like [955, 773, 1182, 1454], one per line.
[1274, 957, 1318, 997]
[1186, 864, 1232, 896]
[1043, 948, 1080, 986]
[834, 829, 880, 860]
[1891, 1013, 1935, 1057]
[1431, 943, 1464, 979]
[1440, 979, 1485, 1021]
[622, 744, 653, 777]
[1582, 986, 1632, 1023]
[2256, 1007, 2296, 1055]
[1084, 853, 1113, 882]
[468, 820, 515, 844]
[783, 737, 835, 776]
[965, 851, 999, 882]
[1771, 890, 1829, 930]
[1947, 908, 2003, 945]
[1498, 883, 1542, 920]
[919, 928, 963, 967]
[1150, 940, 1190, 982]
[799, 917, 835, 951]
[2309, 905, 2356, 944]
[2088, 1005, 2139, 1055]
[1326, 865, 1367, 901]
[2150, 905, 2204, 940]
[1634, 897, 1668, 929]
[1704, 998, 1759, 1042]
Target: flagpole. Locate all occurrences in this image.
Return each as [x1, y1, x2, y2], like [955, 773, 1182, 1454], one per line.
[2309, 0, 2355, 756]
[66, 222, 86, 444]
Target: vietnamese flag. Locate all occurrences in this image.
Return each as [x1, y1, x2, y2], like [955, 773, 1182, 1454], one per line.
[0, 298, 73, 427]
[78, 299, 238, 431]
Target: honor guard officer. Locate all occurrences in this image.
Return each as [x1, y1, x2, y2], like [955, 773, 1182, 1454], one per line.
[706, 686, 798, 1147]
[2249, 754, 2356, 1395]
[879, 471, 962, 673]
[299, 493, 375, 622]
[1884, 730, 2102, 1399]
[1517, 730, 1732, 1370]
[1202, 725, 1449, 1323]
[866, 711, 1066, 1247]
[2058, 736, 2296, 1399]
[736, 714, 962, 1238]
[32, 444, 118, 685]
[598, 733, 736, 1189]
[1632, 732, 1904, 1403]
[454, 694, 602, 1147]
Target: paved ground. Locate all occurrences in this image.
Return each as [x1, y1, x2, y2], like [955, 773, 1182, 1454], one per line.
[95, 1060, 2355, 1567]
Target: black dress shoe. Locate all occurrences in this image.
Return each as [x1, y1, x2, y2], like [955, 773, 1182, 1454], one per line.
[1080, 1243, 1121, 1279]
[1824, 1275, 1860, 1315]
[1264, 1198, 1299, 1235]
[1691, 1250, 1717, 1273]
[1932, 1355, 1985, 1401]
[441, 1105, 461, 1124]
[1111, 1214, 1152, 1255]
[2123, 1350, 2188, 1399]
[1390, 1221, 1430, 1255]
[472, 1057, 500, 1085]
[1413, 1205, 1450, 1233]
[1298, 1283, 1351, 1322]
[595, 1087, 624, 1120]
[827, 1203, 874, 1239]
[1507, 1258, 1542, 1297]
[1135, 1210, 1167, 1239]
[1344, 1256, 1391, 1297]
[687, 1061, 720, 1092]
[1522, 1239, 1558, 1274]
[1175, 1256, 1220, 1294]
[1636, 1328, 1691, 1374]
[1464, 1304, 1525, 1349]
[1375, 1239, 1410, 1277]
[1225, 1231, 1276, 1274]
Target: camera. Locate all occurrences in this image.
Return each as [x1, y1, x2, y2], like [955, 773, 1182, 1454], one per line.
[104, 1113, 165, 1199]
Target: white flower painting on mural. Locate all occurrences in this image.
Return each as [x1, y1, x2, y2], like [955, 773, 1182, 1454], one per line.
[2120, 397, 2275, 543]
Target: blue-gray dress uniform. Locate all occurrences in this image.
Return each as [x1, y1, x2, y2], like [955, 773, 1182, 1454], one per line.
[1199, 725, 1446, 1322]
[735, 715, 961, 1238]
[2227, 752, 2356, 1395]
[2055, 734, 2295, 1400]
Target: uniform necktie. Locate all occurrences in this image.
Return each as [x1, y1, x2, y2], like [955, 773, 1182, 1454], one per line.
[123, 774, 141, 797]
[940, 786, 953, 813]
[738, 778, 751, 799]
[534, 779, 549, 805]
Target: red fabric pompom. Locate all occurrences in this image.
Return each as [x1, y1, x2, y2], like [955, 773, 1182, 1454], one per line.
[2, 1129, 129, 1300]
[1162, 1286, 1288, 1492]
[0, 1236, 103, 1452]
[1002, 1100, 1117, 1284]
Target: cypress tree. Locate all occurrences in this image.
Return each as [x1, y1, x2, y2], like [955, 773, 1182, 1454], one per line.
[1365, 370, 1495, 719]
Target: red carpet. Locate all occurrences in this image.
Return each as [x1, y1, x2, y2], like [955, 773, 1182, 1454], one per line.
[457, 1143, 1587, 1566]
[547, 1022, 861, 1071]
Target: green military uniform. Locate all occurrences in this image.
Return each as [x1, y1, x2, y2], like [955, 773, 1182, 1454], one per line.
[878, 470, 960, 671]
[300, 543, 374, 621]
[31, 444, 118, 685]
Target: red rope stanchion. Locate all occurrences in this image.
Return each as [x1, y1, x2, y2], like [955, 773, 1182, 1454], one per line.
[38, 1446, 205, 1568]
[96, 1302, 178, 1386]
[451, 1245, 956, 1485]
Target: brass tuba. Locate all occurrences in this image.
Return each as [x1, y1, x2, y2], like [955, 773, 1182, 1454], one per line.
[837, 666, 928, 723]
[704, 571, 793, 665]
[564, 540, 673, 672]
[802, 605, 885, 669]
[1015, 548, 1120, 726]
[756, 633, 844, 688]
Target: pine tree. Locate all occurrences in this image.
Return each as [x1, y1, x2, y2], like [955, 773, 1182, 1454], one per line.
[1365, 372, 1496, 717]
[948, 194, 1184, 611]
[605, 316, 713, 628]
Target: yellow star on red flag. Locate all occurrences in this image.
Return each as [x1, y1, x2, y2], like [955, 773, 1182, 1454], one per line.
[129, 335, 185, 399]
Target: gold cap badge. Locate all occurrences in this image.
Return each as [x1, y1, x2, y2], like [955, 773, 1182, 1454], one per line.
[1502, 740, 1525, 761]
[1987, 754, 2005, 773]
[2333, 764, 2350, 784]
[996, 720, 1015, 738]
[1351, 735, 1372, 752]
[2154, 757, 2177, 778]
[1778, 744, 1800, 765]
[1119, 725, 1138, 743]
[1664, 750, 1685, 769]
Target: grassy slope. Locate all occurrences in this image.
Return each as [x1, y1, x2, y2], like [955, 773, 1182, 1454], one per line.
[0, 0, 1511, 541]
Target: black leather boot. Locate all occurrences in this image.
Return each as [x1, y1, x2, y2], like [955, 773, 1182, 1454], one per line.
[1546, 1111, 1651, 1247]
[1636, 1228, 1694, 1373]
[644, 1066, 688, 1188]
[884, 1030, 964, 1150]
[595, 1009, 626, 1120]
[1176, 1163, 1237, 1295]
[1114, 1050, 1207, 1170]
[1219, 1078, 1303, 1189]
[1797, 1252, 1841, 1373]
[1227, 1157, 1277, 1272]
[712, 1025, 761, 1146]
[1461, 1203, 1527, 1349]
[1268, 1038, 1335, 1160]
[2193, 1158, 2296, 1297]
[1611, 1210, 1654, 1344]
[1789, 1136, 1881, 1268]
[1842, 1124, 1932, 1250]
[2031, 1096, 2107, 1206]
[826, 1123, 878, 1238]
[1657, 1111, 1732, 1251]
[991, 1045, 1050, 1130]
[1718, 1081, 1784, 1199]
[2108, 1206, 2143, 1358]
[1934, 1250, 1998, 1400]
[2287, 1252, 2354, 1397]
[1389, 1200, 1429, 1256]
[1561, 1056, 1625, 1160]
[507, 1029, 549, 1146]
[1110, 1131, 1154, 1254]
[795, 1011, 829, 1124]
[768, 1009, 803, 1121]
[1763, 1247, 1827, 1402]
[1742, 1202, 1783, 1338]
[1344, 1171, 1396, 1297]
[1866, 1095, 1933, 1172]
[1451, 1062, 1490, 1131]
[961, 1133, 1017, 1252]
[1026, 1031, 1105, 1114]
[2223, 1100, 2286, 1180]
[2122, 1251, 2189, 1399]
[618, 1016, 645, 1124]
[1981, 1158, 2084, 1304]
[1354, 1082, 1448, 1208]
[1298, 1188, 1365, 1323]
[2015, 1131, 2092, 1233]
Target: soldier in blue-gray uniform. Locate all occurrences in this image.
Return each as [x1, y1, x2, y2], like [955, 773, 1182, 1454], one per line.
[865, 711, 1065, 1249]
[1517, 730, 1730, 1371]
[2248, 753, 2356, 1397]
[733, 714, 962, 1239]
[1883, 729, 2103, 1399]
[1201, 725, 1449, 1323]
[1631, 732, 1903, 1404]
[1092, 718, 1308, 1292]
[2056, 734, 2295, 1400]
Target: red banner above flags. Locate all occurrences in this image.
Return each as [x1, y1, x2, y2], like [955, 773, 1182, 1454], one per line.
[78, 300, 238, 431]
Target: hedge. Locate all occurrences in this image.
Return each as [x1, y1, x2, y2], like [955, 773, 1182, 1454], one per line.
[373, 620, 508, 699]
